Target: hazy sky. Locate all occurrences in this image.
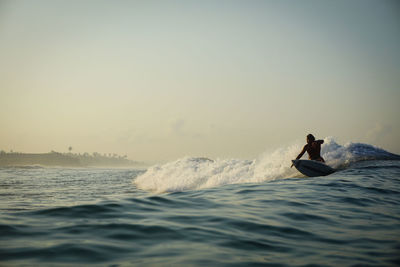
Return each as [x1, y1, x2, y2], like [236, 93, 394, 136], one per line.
[1, 0, 399, 162]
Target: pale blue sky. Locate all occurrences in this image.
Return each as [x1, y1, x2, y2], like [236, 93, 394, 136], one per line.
[0, 0, 399, 161]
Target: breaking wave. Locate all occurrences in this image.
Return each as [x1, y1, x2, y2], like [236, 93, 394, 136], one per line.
[134, 138, 400, 193]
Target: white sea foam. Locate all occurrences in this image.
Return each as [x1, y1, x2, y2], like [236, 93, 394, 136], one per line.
[134, 138, 399, 193]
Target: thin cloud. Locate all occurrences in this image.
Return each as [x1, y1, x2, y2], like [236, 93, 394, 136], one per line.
[365, 123, 392, 143]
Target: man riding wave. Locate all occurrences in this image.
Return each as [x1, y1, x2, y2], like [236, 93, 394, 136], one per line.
[291, 134, 325, 167]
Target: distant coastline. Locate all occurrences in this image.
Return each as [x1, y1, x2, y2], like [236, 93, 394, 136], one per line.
[0, 151, 143, 167]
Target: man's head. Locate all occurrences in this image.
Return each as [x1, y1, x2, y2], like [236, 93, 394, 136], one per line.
[307, 134, 315, 144]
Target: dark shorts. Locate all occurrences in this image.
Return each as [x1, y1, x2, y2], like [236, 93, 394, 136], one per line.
[310, 157, 325, 162]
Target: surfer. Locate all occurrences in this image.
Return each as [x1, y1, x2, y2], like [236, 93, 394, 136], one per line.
[291, 134, 325, 167]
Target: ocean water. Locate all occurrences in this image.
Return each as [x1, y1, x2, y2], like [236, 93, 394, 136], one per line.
[1, 139, 400, 266]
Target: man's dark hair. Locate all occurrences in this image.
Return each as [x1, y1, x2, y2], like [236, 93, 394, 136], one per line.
[307, 134, 315, 142]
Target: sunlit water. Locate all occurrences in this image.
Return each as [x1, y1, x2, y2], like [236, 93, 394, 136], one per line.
[1, 141, 400, 266]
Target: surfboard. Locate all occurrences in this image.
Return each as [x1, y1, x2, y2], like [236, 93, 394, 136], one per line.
[292, 160, 335, 177]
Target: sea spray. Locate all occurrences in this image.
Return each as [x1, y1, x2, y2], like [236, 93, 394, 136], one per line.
[322, 137, 400, 168]
[134, 158, 254, 193]
[252, 143, 303, 181]
[134, 138, 400, 193]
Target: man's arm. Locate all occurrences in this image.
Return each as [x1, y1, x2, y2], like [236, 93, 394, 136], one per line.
[291, 145, 307, 167]
[316, 139, 324, 144]
[295, 145, 307, 160]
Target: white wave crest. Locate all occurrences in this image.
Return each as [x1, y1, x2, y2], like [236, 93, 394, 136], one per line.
[322, 137, 399, 168]
[134, 138, 399, 193]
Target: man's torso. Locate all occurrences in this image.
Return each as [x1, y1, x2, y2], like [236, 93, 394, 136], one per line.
[306, 141, 322, 160]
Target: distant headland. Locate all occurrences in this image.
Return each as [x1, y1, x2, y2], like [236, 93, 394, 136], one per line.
[0, 150, 143, 167]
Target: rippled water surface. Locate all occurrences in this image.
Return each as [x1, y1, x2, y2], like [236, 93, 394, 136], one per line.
[1, 161, 400, 266]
